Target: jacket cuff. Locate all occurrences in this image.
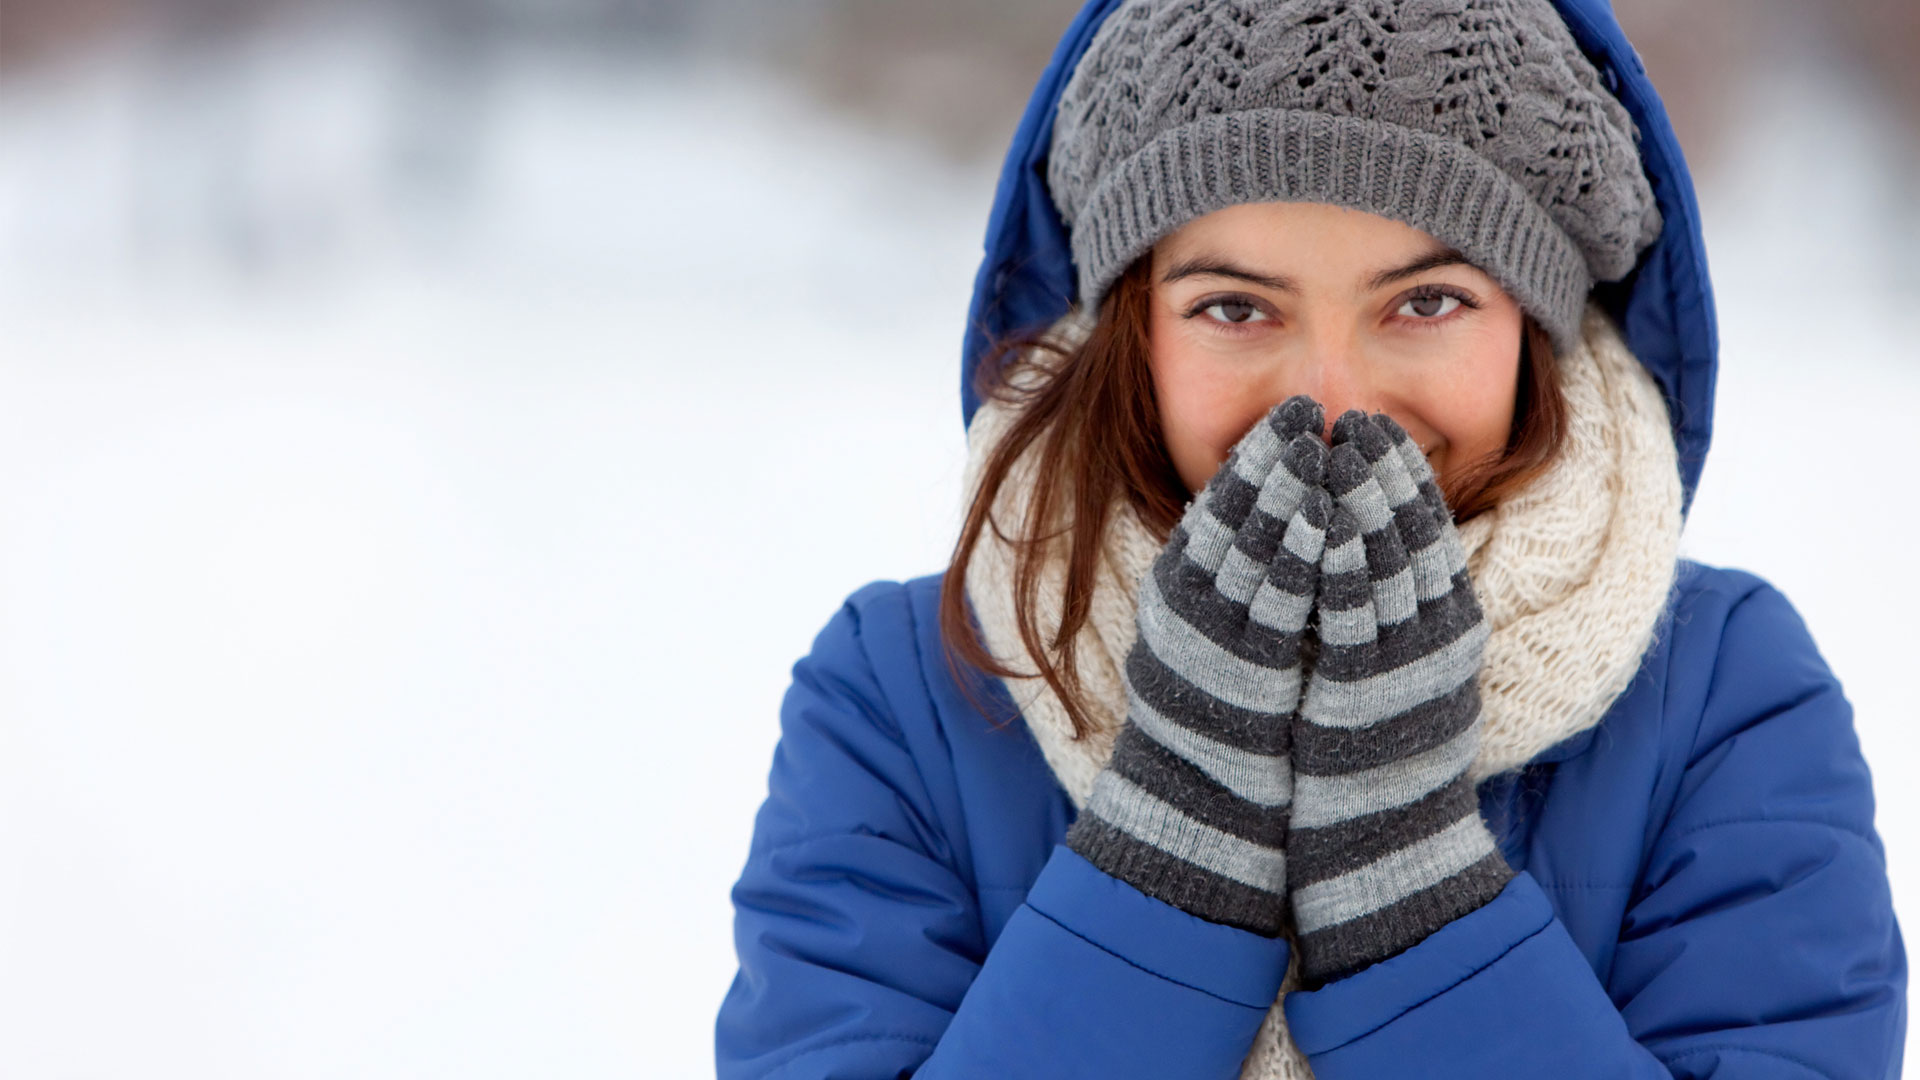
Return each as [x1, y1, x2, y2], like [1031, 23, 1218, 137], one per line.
[1285, 870, 1640, 1069]
[1027, 845, 1291, 1009]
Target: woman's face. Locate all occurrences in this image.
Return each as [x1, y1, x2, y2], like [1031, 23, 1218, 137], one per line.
[1147, 201, 1526, 497]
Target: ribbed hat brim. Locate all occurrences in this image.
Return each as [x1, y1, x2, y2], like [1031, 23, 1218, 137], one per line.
[1070, 109, 1594, 356]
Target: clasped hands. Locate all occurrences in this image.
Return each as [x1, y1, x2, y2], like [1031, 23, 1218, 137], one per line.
[1065, 396, 1513, 987]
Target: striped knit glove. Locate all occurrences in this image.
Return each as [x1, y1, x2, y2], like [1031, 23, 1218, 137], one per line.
[1287, 411, 1515, 986]
[1066, 396, 1333, 936]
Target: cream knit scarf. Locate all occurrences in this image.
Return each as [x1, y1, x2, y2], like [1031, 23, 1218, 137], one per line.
[960, 303, 1683, 1078]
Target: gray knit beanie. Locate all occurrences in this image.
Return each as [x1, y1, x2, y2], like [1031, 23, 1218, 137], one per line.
[1047, 0, 1663, 354]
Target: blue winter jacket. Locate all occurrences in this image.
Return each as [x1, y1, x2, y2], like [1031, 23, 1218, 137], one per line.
[716, 2, 1907, 1076]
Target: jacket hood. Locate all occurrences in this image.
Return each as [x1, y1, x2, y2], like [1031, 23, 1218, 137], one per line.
[959, 0, 1718, 513]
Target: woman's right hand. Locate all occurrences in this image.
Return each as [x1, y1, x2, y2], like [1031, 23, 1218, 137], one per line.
[1065, 395, 1331, 936]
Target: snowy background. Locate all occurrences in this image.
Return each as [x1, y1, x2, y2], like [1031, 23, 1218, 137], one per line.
[0, 2, 1916, 1076]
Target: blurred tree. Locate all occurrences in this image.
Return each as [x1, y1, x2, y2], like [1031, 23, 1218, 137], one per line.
[752, 0, 1085, 160]
[0, 0, 135, 74]
[1611, 0, 1751, 168]
[1834, 0, 1920, 125]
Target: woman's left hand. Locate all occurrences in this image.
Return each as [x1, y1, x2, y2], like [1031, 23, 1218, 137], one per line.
[1286, 410, 1514, 988]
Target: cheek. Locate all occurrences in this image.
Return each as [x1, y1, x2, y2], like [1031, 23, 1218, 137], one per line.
[1148, 321, 1265, 495]
[1415, 337, 1522, 479]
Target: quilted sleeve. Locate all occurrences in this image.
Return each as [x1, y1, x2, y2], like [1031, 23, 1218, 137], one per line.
[716, 583, 1290, 1080]
[1278, 580, 1906, 1077]
[1606, 581, 1907, 1075]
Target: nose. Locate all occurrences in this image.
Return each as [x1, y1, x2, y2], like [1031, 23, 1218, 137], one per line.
[1290, 341, 1373, 441]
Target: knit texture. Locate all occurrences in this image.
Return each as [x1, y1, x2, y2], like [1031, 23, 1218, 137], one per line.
[1066, 398, 1330, 935]
[1287, 411, 1513, 985]
[1047, 0, 1663, 355]
[959, 301, 1682, 1077]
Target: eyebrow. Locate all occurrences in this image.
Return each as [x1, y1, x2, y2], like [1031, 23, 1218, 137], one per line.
[1369, 246, 1475, 290]
[1159, 256, 1299, 292]
[1159, 245, 1474, 293]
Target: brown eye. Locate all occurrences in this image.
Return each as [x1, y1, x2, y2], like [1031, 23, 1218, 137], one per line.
[1203, 300, 1267, 324]
[1399, 292, 1461, 319]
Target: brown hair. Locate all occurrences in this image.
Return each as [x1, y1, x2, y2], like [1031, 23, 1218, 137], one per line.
[937, 254, 1569, 738]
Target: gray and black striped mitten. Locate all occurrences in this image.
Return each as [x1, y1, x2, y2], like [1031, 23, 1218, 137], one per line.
[1066, 396, 1332, 936]
[1287, 411, 1514, 984]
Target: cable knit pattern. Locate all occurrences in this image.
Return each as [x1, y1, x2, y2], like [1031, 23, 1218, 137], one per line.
[1048, 0, 1662, 353]
[960, 301, 1681, 1078]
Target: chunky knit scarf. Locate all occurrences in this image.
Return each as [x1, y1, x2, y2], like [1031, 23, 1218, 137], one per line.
[960, 302, 1683, 1078]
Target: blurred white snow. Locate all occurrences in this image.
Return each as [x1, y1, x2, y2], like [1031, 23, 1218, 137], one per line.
[0, 6, 1914, 1077]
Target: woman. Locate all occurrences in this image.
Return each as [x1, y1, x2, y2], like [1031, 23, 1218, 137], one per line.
[717, 0, 1907, 1076]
